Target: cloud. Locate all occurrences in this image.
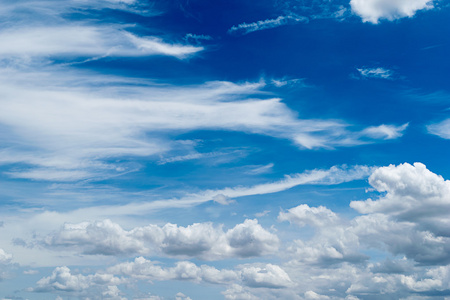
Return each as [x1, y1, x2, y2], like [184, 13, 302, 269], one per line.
[108, 257, 292, 289]
[0, 26, 202, 61]
[278, 204, 339, 228]
[222, 284, 259, 300]
[350, 0, 435, 23]
[0, 249, 12, 264]
[356, 67, 393, 79]
[175, 293, 192, 300]
[228, 15, 308, 36]
[350, 162, 450, 264]
[57, 164, 372, 216]
[362, 123, 409, 140]
[43, 219, 279, 260]
[279, 205, 367, 266]
[427, 119, 450, 139]
[239, 264, 292, 288]
[0, 66, 395, 182]
[30, 266, 123, 293]
[244, 163, 274, 175]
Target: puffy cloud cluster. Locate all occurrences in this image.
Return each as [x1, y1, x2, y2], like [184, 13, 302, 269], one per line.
[279, 205, 366, 266]
[350, 0, 435, 23]
[21, 163, 450, 299]
[30, 266, 126, 300]
[43, 219, 279, 260]
[350, 162, 450, 265]
[31, 259, 292, 298]
[280, 163, 450, 267]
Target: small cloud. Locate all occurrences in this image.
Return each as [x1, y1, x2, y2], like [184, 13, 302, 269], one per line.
[24, 269, 39, 275]
[356, 67, 393, 79]
[362, 123, 408, 140]
[270, 78, 307, 88]
[184, 33, 212, 42]
[245, 163, 274, 175]
[213, 194, 235, 205]
[255, 210, 270, 217]
[228, 15, 308, 36]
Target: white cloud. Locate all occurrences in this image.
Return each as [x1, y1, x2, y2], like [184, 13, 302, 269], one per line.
[228, 15, 308, 36]
[304, 291, 330, 300]
[427, 119, 450, 139]
[362, 123, 409, 140]
[0, 249, 12, 264]
[278, 204, 339, 228]
[43, 219, 279, 260]
[356, 67, 393, 79]
[31, 266, 123, 293]
[279, 205, 366, 266]
[107, 256, 239, 284]
[108, 257, 292, 290]
[222, 284, 259, 300]
[239, 264, 292, 288]
[350, 162, 450, 264]
[0, 66, 394, 182]
[245, 163, 274, 175]
[350, 0, 435, 23]
[175, 292, 193, 300]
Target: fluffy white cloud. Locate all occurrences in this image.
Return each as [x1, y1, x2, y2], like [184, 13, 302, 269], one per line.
[350, 162, 450, 264]
[279, 204, 366, 266]
[350, 0, 435, 23]
[239, 264, 292, 288]
[222, 284, 259, 300]
[108, 257, 291, 289]
[278, 204, 339, 227]
[351, 162, 450, 235]
[108, 257, 239, 284]
[31, 266, 123, 293]
[43, 219, 279, 260]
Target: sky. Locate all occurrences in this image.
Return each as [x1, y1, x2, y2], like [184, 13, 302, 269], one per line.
[0, 0, 450, 299]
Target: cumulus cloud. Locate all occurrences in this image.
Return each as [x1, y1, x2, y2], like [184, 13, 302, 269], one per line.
[43, 219, 279, 260]
[351, 162, 450, 233]
[108, 257, 291, 289]
[350, 0, 435, 23]
[349, 162, 450, 265]
[31, 266, 123, 293]
[279, 205, 367, 266]
[239, 264, 292, 288]
[228, 15, 308, 36]
[278, 204, 339, 228]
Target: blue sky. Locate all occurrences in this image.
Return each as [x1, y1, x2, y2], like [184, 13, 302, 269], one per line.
[1, 0, 450, 299]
